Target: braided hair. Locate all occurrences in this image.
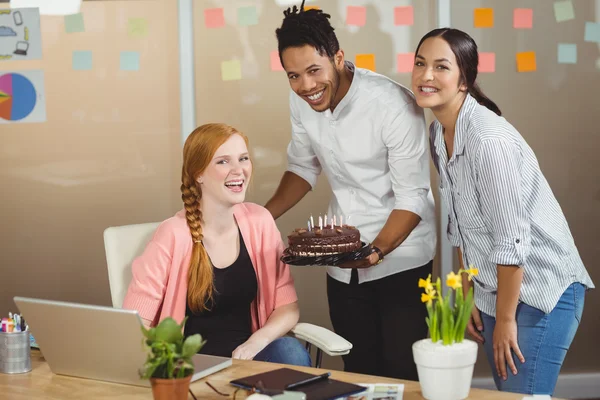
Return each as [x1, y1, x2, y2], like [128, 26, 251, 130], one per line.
[181, 123, 249, 313]
[275, 0, 340, 64]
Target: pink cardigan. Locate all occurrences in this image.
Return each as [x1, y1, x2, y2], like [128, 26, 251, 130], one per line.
[122, 202, 298, 332]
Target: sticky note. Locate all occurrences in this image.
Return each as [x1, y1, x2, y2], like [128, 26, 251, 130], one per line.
[65, 12, 85, 33]
[516, 52, 536, 72]
[584, 22, 600, 43]
[397, 53, 414, 73]
[557, 44, 577, 64]
[346, 6, 366, 27]
[474, 8, 494, 28]
[270, 50, 284, 71]
[128, 18, 148, 38]
[355, 54, 375, 72]
[304, 5, 320, 11]
[120, 51, 140, 71]
[238, 6, 258, 26]
[513, 8, 532, 29]
[204, 8, 225, 28]
[72, 50, 92, 70]
[478, 52, 495, 73]
[221, 60, 242, 81]
[554, 1, 574, 23]
[394, 6, 414, 26]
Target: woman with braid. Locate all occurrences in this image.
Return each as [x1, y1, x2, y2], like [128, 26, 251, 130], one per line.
[123, 123, 311, 366]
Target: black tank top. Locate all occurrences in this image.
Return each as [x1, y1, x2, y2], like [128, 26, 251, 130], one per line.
[184, 230, 257, 357]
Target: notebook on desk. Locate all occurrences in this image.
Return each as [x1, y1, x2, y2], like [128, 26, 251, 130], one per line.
[13, 296, 231, 387]
[230, 367, 365, 400]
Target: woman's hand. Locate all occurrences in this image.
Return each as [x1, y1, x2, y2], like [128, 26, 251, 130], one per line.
[493, 318, 525, 380]
[466, 307, 484, 344]
[232, 337, 270, 360]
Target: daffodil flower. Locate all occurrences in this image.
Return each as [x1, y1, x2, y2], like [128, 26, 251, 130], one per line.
[421, 291, 436, 305]
[418, 274, 434, 293]
[465, 266, 479, 281]
[446, 271, 462, 290]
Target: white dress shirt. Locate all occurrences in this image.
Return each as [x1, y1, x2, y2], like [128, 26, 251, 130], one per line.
[286, 63, 437, 284]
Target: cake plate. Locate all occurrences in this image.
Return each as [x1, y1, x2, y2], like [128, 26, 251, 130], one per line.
[280, 241, 373, 266]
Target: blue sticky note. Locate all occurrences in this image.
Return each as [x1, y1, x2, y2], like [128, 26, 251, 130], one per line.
[238, 6, 258, 26]
[72, 51, 92, 70]
[557, 44, 577, 64]
[120, 51, 140, 71]
[584, 22, 600, 43]
[65, 13, 85, 33]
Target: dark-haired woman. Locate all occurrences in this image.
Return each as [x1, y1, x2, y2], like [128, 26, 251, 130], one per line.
[411, 28, 593, 396]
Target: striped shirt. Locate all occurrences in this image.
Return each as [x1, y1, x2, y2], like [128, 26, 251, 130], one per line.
[430, 94, 594, 317]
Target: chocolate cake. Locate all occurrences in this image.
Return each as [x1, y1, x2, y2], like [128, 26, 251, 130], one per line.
[286, 225, 362, 256]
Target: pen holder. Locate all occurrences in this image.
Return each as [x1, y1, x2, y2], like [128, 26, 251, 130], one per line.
[0, 331, 32, 374]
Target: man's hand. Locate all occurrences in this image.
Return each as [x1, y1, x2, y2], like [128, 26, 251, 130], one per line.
[338, 252, 379, 269]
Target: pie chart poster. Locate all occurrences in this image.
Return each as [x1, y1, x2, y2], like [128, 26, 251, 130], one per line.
[0, 70, 46, 124]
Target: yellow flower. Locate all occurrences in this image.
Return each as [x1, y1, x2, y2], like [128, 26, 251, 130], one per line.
[418, 274, 434, 293]
[465, 266, 479, 281]
[421, 291, 436, 305]
[446, 271, 462, 290]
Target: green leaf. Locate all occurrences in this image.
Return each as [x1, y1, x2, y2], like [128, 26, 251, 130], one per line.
[154, 317, 184, 344]
[182, 334, 206, 358]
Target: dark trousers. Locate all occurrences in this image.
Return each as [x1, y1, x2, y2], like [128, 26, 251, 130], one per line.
[327, 261, 432, 380]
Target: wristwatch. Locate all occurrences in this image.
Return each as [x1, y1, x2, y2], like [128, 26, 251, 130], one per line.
[371, 245, 384, 265]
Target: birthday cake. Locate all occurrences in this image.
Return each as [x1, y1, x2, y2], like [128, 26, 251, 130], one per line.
[286, 216, 362, 256]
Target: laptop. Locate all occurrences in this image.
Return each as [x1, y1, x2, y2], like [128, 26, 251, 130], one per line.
[13, 296, 232, 387]
[13, 41, 29, 56]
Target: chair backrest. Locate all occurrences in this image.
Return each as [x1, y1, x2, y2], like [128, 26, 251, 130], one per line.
[103, 222, 160, 308]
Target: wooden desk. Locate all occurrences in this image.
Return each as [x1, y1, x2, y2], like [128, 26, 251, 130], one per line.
[0, 350, 557, 399]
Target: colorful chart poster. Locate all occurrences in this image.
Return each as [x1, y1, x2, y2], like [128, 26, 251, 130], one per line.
[0, 8, 42, 61]
[0, 70, 46, 124]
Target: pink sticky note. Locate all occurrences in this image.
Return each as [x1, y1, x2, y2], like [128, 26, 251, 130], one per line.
[397, 53, 414, 73]
[513, 8, 533, 29]
[346, 6, 366, 27]
[478, 52, 496, 73]
[394, 6, 414, 26]
[204, 8, 225, 29]
[270, 50, 284, 71]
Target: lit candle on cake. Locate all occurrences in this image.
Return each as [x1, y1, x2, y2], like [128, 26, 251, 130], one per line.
[319, 215, 323, 229]
[324, 214, 328, 228]
[333, 215, 337, 227]
[310, 214, 314, 229]
[340, 215, 343, 227]
[307, 220, 311, 231]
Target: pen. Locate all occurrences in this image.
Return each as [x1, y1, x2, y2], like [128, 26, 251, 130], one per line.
[285, 372, 331, 390]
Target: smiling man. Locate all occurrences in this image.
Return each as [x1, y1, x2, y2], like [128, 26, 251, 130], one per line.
[264, 2, 437, 380]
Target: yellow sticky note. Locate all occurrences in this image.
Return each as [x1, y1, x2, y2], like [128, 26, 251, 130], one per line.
[221, 60, 242, 81]
[516, 52, 537, 72]
[305, 5, 320, 11]
[474, 8, 494, 28]
[355, 54, 375, 72]
[128, 18, 148, 38]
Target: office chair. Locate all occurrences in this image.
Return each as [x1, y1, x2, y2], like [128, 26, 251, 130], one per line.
[103, 222, 352, 368]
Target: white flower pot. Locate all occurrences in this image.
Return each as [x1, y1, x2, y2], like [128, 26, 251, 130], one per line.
[412, 338, 478, 400]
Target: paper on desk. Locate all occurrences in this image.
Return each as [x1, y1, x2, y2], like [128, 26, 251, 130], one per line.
[337, 383, 404, 400]
[522, 396, 551, 400]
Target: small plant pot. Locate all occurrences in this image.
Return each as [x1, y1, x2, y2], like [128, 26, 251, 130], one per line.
[412, 338, 478, 400]
[150, 375, 192, 400]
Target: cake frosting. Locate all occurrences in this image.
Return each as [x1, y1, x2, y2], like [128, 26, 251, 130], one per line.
[286, 225, 362, 256]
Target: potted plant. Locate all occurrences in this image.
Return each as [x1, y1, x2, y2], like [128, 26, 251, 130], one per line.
[140, 317, 206, 400]
[412, 266, 479, 400]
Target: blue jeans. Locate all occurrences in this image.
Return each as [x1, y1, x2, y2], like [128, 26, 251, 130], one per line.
[253, 337, 312, 367]
[480, 283, 585, 395]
